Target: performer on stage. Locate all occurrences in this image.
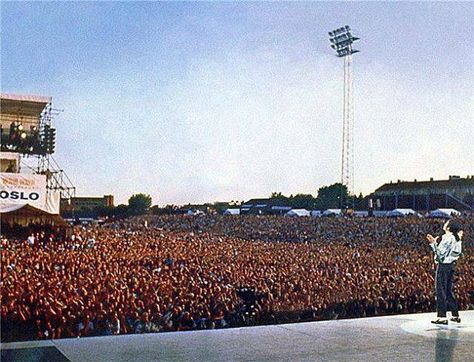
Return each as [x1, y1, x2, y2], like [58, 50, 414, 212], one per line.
[427, 220, 463, 325]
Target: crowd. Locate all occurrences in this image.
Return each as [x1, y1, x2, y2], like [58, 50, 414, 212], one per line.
[131, 214, 474, 247]
[1, 215, 473, 341]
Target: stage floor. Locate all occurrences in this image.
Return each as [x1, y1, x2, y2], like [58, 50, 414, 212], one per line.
[2, 311, 473, 361]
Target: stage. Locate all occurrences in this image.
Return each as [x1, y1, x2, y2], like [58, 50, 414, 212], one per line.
[2, 311, 473, 361]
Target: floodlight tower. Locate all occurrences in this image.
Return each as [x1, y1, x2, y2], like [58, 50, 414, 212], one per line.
[328, 25, 360, 211]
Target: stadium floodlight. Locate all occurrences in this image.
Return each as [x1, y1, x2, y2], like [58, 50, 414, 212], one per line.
[328, 25, 360, 212]
[328, 26, 359, 58]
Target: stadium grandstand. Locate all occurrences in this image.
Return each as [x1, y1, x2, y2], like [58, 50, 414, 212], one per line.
[369, 176, 474, 212]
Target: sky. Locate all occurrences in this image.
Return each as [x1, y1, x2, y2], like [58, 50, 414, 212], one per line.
[1, 1, 473, 206]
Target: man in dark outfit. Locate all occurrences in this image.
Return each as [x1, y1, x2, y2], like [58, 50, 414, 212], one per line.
[426, 221, 463, 325]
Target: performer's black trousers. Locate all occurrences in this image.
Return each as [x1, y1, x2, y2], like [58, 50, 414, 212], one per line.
[435, 263, 459, 318]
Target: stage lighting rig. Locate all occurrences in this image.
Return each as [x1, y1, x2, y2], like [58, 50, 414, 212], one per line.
[41, 124, 56, 154]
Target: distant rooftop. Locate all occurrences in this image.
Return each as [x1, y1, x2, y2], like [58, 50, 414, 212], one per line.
[242, 198, 290, 207]
[375, 176, 474, 193]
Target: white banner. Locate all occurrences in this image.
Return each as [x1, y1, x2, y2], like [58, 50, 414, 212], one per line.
[45, 190, 60, 214]
[0, 173, 46, 208]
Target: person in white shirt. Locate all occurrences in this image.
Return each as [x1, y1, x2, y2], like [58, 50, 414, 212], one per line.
[87, 237, 95, 249]
[427, 220, 463, 325]
[27, 234, 35, 246]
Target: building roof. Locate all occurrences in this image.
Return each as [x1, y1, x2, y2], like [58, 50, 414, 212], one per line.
[386, 208, 419, 217]
[286, 209, 310, 216]
[428, 208, 461, 217]
[0, 204, 67, 225]
[271, 206, 292, 210]
[0, 93, 51, 126]
[375, 176, 474, 193]
[224, 208, 240, 215]
[71, 196, 108, 202]
[322, 209, 342, 216]
[242, 198, 290, 207]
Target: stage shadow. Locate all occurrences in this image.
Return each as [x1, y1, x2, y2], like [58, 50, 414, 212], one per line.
[434, 327, 458, 362]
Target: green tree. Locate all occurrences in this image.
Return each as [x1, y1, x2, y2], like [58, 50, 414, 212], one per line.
[128, 194, 152, 215]
[315, 183, 348, 210]
[150, 205, 161, 215]
[270, 192, 289, 205]
[114, 204, 130, 218]
[290, 194, 317, 209]
[353, 192, 366, 210]
[213, 202, 232, 214]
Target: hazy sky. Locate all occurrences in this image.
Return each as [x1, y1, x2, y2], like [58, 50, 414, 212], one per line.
[2, 1, 473, 205]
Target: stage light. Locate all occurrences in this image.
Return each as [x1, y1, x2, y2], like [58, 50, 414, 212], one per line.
[17, 124, 23, 131]
[20, 132, 27, 139]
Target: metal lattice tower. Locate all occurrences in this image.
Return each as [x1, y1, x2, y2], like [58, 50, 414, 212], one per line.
[329, 25, 360, 210]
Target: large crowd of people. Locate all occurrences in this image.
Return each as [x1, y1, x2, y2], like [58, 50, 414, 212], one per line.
[1, 215, 473, 341]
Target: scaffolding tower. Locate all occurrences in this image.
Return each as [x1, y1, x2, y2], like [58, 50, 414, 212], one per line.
[1, 93, 76, 201]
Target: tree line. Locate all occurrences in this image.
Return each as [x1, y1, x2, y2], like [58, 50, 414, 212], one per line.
[62, 183, 365, 219]
[269, 183, 364, 211]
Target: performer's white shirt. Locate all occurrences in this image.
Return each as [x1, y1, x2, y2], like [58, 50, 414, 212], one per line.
[430, 233, 462, 264]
